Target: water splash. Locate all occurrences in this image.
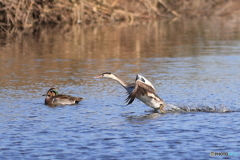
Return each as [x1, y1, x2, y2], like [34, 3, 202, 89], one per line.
[165, 103, 232, 113]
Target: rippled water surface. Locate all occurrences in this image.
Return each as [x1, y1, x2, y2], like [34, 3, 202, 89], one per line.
[0, 19, 240, 159]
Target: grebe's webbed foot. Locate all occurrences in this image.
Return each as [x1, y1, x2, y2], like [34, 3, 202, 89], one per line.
[159, 104, 165, 113]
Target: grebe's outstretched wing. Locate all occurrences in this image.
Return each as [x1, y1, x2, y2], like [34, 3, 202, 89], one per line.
[125, 80, 156, 105]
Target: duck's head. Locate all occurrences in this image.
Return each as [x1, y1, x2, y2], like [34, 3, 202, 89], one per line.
[94, 72, 115, 79]
[42, 88, 59, 97]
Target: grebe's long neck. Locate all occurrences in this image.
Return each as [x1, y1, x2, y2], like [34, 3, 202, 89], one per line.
[111, 74, 130, 90]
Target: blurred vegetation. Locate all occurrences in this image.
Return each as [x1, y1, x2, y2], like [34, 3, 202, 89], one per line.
[0, 0, 239, 33]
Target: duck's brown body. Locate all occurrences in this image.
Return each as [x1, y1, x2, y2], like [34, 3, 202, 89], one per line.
[43, 88, 83, 105]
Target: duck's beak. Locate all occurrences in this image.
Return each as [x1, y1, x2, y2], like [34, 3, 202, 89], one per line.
[42, 94, 47, 96]
[94, 75, 102, 79]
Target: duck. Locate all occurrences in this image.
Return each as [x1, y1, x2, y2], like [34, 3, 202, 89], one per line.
[42, 88, 83, 105]
[94, 72, 165, 113]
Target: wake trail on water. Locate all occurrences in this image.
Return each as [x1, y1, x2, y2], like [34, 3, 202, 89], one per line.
[165, 103, 234, 113]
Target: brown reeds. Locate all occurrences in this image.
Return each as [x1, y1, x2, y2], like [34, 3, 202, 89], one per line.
[0, 0, 236, 33]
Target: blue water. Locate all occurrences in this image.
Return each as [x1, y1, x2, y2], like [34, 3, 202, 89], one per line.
[0, 20, 240, 159]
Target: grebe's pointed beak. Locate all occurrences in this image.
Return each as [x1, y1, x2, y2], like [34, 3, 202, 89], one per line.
[94, 75, 102, 79]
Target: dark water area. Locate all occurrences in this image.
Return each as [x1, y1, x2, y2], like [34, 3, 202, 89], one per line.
[0, 18, 240, 159]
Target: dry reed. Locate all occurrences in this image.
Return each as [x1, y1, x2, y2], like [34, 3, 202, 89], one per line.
[0, 0, 234, 33]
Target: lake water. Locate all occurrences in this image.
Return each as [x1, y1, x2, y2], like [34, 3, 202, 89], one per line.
[0, 18, 240, 159]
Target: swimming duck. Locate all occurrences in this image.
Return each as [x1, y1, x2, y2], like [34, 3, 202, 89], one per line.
[42, 88, 83, 105]
[94, 72, 165, 113]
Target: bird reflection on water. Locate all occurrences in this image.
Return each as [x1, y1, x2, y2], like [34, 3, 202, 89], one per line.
[124, 111, 164, 124]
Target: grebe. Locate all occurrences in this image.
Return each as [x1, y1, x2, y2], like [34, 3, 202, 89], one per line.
[94, 72, 165, 113]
